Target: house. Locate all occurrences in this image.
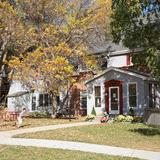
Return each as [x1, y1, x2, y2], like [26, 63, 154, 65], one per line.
[68, 70, 95, 116]
[85, 42, 160, 116]
[7, 81, 53, 113]
[7, 71, 94, 115]
[86, 67, 160, 116]
[7, 42, 159, 116]
[63, 43, 137, 116]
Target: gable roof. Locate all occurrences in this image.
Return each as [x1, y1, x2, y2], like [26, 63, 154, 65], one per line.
[91, 41, 143, 57]
[86, 67, 156, 84]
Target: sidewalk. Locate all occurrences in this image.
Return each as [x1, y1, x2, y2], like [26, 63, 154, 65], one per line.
[0, 121, 98, 138]
[0, 122, 160, 160]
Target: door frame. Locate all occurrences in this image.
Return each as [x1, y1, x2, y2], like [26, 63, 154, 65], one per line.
[104, 80, 123, 114]
[109, 86, 120, 114]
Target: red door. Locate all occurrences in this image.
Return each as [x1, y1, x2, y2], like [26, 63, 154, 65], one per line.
[104, 80, 123, 114]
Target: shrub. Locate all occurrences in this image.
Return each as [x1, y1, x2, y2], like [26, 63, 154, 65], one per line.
[91, 107, 96, 116]
[114, 115, 133, 122]
[28, 111, 51, 118]
[125, 115, 134, 122]
[114, 115, 126, 122]
[85, 114, 96, 121]
[132, 116, 144, 123]
[129, 108, 135, 116]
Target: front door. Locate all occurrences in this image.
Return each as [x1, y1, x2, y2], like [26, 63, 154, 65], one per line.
[109, 87, 119, 114]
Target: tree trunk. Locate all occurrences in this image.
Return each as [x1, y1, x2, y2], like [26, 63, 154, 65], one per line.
[0, 42, 10, 105]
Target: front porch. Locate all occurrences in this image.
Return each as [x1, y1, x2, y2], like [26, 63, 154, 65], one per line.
[86, 67, 160, 116]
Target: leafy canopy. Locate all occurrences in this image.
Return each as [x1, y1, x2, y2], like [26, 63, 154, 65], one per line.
[111, 0, 160, 79]
[6, 0, 111, 94]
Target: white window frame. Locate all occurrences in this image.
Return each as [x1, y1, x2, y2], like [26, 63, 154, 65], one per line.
[127, 82, 138, 108]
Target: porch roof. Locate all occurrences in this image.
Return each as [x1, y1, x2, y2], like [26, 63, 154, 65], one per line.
[7, 91, 30, 98]
[86, 67, 156, 84]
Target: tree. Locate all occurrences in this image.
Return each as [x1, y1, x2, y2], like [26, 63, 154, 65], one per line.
[111, 0, 160, 79]
[7, 0, 111, 109]
[0, 1, 27, 103]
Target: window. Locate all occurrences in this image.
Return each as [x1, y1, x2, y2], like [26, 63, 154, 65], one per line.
[80, 91, 87, 109]
[44, 94, 49, 106]
[32, 96, 36, 111]
[95, 86, 101, 107]
[39, 94, 43, 107]
[39, 94, 52, 107]
[128, 83, 137, 107]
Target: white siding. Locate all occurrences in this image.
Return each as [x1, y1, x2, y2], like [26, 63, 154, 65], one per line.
[87, 81, 106, 115]
[7, 81, 31, 112]
[108, 55, 132, 68]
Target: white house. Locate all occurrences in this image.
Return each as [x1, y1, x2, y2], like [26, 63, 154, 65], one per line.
[86, 67, 160, 116]
[8, 42, 154, 116]
[7, 81, 52, 113]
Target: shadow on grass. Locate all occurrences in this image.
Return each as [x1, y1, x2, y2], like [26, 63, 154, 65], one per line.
[129, 127, 160, 136]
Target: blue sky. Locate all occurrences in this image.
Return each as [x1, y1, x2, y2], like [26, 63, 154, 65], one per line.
[142, 0, 160, 15]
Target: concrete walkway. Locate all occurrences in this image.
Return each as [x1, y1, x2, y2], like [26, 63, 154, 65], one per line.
[0, 121, 98, 138]
[0, 122, 160, 160]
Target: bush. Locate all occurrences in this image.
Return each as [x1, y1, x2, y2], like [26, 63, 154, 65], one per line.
[125, 115, 134, 122]
[114, 115, 126, 122]
[85, 114, 96, 121]
[132, 116, 144, 123]
[28, 111, 51, 118]
[114, 115, 133, 122]
[91, 107, 96, 116]
[129, 108, 135, 116]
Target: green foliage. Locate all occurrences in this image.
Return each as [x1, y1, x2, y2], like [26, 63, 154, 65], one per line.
[114, 115, 126, 122]
[129, 108, 135, 117]
[28, 111, 51, 118]
[91, 107, 96, 116]
[111, 0, 160, 80]
[85, 114, 96, 121]
[114, 115, 133, 122]
[132, 116, 144, 123]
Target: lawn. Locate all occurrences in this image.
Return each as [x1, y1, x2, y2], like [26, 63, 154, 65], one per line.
[0, 145, 140, 160]
[15, 123, 160, 152]
[0, 117, 86, 131]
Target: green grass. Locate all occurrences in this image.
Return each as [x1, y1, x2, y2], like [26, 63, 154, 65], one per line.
[0, 145, 140, 160]
[0, 117, 86, 131]
[15, 123, 160, 152]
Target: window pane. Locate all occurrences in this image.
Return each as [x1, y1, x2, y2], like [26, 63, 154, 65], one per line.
[95, 86, 101, 96]
[39, 94, 43, 107]
[95, 86, 101, 107]
[81, 97, 87, 108]
[129, 84, 136, 95]
[44, 94, 49, 106]
[129, 96, 137, 107]
[80, 91, 87, 109]
[95, 97, 101, 107]
[32, 96, 36, 110]
[129, 83, 137, 107]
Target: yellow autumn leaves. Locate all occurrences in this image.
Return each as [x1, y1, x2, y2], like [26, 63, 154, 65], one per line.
[7, 0, 112, 93]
